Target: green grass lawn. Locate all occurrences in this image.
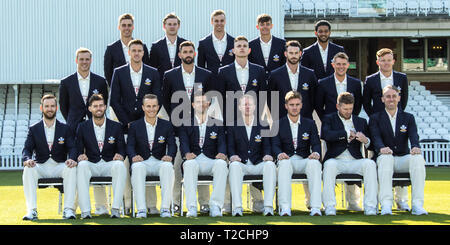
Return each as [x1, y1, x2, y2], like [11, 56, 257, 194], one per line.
[1, 167, 450, 225]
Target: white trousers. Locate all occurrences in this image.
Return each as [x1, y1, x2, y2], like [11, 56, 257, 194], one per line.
[229, 160, 276, 210]
[277, 155, 322, 210]
[377, 154, 426, 208]
[183, 154, 228, 209]
[77, 160, 127, 213]
[131, 157, 174, 211]
[322, 158, 378, 209]
[22, 159, 77, 212]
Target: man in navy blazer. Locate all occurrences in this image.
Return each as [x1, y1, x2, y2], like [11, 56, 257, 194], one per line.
[179, 92, 228, 217]
[272, 91, 322, 216]
[300, 20, 345, 80]
[197, 9, 235, 76]
[227, 95, 276, 217]
[268, 40, 318, 120]
[149, 13, 187, 83]
[75, 94, 127, 219]
[22, 94, 78, 220]
[128, 94, 176, 218]
[321, 92, 378, 216]
[248, 14, 286, 77]
[363, 48, 409, 116]
[217, 36, 267, 126]
[59, 47, 109, 134]
[104, 13, 150, 86]
[369, 85, 427, 216]
[110, 39, 162, 133]
[315, 52, 362, 121]
[162, 41, 213, 212]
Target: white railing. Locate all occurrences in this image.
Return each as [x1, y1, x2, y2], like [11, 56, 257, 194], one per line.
[1, 142, 448, 170]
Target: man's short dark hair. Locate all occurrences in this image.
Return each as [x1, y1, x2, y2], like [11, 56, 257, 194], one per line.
[285, 40, 302, 51]
[337, 92, 354, 105]
[142, 94, 159, 104]
[179, 41, 195, 51]
[128, 39, 144, 48]
[88, 93, 105, 106]
[314, 20, 331, 32]
[41, 94, 57, 105]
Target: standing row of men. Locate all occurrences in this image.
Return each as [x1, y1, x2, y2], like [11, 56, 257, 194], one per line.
[22, 10, 426, 219]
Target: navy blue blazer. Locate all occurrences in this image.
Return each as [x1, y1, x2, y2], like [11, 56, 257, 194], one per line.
[363, 71, 409, 116]
[104, 39, 151, 86]
[110, 64, 162, 132]
[197, 33, 235, 75]
[178, 117, 226, 160]
[248, 36, 286, 76]
[300, 41, 345, 80]
[75, 119, 126, 163]
[321, 113, 372, 162]
[226, 120, 271, 165]
[23, 120, 77, 164]
[315, 74, 362, 120]
[217, 62, 267, 125]
[267, 64, 318, 120]
[369, 110, 420, 157]
[59, 72, 109, 133]
[162, 65, 213, 118]
[149, 36, 187, 83]
[127, 118, 177, 162]
[271, 116, 321, 159]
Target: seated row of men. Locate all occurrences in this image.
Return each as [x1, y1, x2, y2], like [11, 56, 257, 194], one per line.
[22, 84, 427, 220]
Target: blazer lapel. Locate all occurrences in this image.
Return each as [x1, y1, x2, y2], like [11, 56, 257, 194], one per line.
[381, 111, 395, 139]
[87, 120, 101, 153]
[325, 43, 335, 73]
[51, 120, 61, 153]
[116, 40, 127, 65]
[314, 42, 326, 74]
[123, 65, 137, 98]
[208, 35, 221, 62]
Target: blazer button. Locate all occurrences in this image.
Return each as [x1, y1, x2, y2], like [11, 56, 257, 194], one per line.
[135, 107, 137, 111]
[100, 155, 102, 158]
[49, 154, 52, 157]
[248, 150, 251, 154]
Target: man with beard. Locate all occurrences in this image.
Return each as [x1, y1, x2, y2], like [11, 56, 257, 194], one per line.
[76, 94, 127, 219]
[272, 91, 322, 216]
[321, 92, 377, 216]
[22, 94, 78, 220]
[149, 13, 187, 85]
[369, 85, 427, 216]
[162, 41, 213, 214]
[104, 13, 151, 86]
[300, 20, 345, 80]
[110, 39, 161, 215]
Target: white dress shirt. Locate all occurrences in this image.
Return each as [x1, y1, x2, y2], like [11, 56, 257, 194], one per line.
[386, 108, 398, 135]
[182, 65, 195, 98]
[235, 60, 249, 92]
[288, 116, 300, 149]
[319, 43, 329, 70]
[334, 74, 347, 96]
[121, 40, 130, 64]
[93, 118, 106, 152]
[196, 115, 208, 148]
[166, 36, 177, 67]
[44, 120, 56, 151]
[130, 64, 143, 96]
[145, 117, 157, 151]
[287, 64, 300, 91]
[260, 36, 272, 65]
[212, 32, 227, 61]
[244, 117, 254, 141]
[380, 71, 394, 90]
[77, 72, 90, 104]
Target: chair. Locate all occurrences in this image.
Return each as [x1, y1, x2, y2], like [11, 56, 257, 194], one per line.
[444, 111, 450, 117]
[423, 128, 436, 136]
[419, 100, 430, 106]
[413, 95, 425, 101]
[438, 105, 448, 111]
[303, 1, 315, 15]
[425, 105, 436, 112]
[430, 122, 442, 129]
[431, 0, 444, 13]
[283, 0, 292, 17]
[436, 128, 449, 136]
[419, 1, 431, 16]
[412, 105, 424, 113]
[408, 100, 418, 106]
[339, 1, 351, 16]
[417, 122, 429, 130]
[417, 111, 430, 118]
[2, 131, 15, 139]
[327, 1, 339, 15]
[410, 81, 421, 87]
[315, 2, 327, 17]
[394, 1, 407, 15]
[445, 0, 450, 15]
[430, 111, 442, 117]
[431, 100, 442, 106]
[386, 1, 395, 16]
[407, 1, 420, 16]
[436, 116, 448, 123]
[420, 90, 431, 96]
[414, 85, 426, 91]
[424, 116, 436, 124]
[290, 0, 303, 16]
[409, 90, 419, 97]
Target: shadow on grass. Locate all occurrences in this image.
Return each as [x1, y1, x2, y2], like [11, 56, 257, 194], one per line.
[28, 209, 450, 225]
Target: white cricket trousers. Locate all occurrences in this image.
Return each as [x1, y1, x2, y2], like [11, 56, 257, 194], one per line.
[322, 158, 378, 209]
[23, 158, 77, 212]
[377, 154, 426, 208]
[183, 154, 228, 210]
[131, 157, 174, 211]
[77, 160, 127, 213]
[229, 160, 276, 210]
[277, 155, 322, 210]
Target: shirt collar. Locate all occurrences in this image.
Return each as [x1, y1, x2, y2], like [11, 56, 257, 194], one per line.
[259, 36, 272, 45]
[334, 74, 347, 85]
[235, 60, 249, 70]
[380, 71, 393, 80]
[287, 64, 300, 75]
[244, 116, 254, 127]
[288, 116, 300, 125]
[77, 72, 90, 80]
[385, 108, 398, 120]
[93, 118, 106, 129]
[338, 112, 352, 122]
[144, 117, 158, 128]
[166, 36, 177, 46]
[212, 32, 227, 42]
[121, 40, 129, 49]
[195, 114, 208, 126]
[318, 42, 329, 52]
[182, 65, 195, 75]
[130, 64, 143, 74]
[44, 120, 56, 129]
